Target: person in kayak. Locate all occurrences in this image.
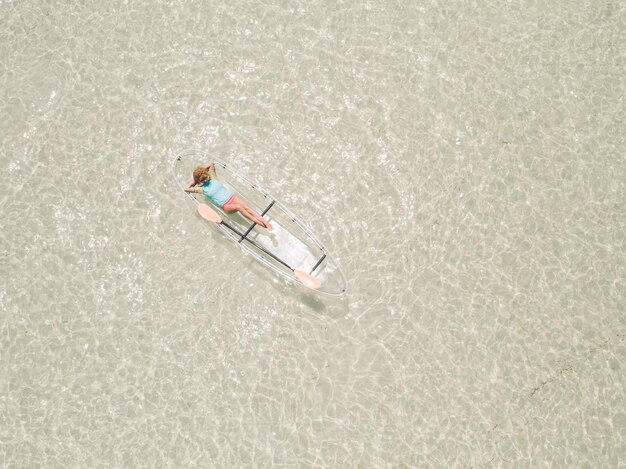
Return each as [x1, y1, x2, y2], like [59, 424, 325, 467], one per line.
[185, 162, 273, 230]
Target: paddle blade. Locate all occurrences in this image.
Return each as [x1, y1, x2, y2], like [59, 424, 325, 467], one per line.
[294, 270, 321, 289]
[197, 204, 222, 224]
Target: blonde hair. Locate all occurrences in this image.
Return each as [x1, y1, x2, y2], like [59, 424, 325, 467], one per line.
[193, 166, 210, 185]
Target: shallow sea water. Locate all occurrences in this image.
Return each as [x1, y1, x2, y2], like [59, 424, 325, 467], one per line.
[1, 0, 624, 467]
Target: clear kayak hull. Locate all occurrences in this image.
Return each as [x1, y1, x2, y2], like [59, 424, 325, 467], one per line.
[172, 151, 347, 296]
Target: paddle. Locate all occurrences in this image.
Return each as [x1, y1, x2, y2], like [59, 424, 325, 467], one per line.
[197, 204, 321, 289]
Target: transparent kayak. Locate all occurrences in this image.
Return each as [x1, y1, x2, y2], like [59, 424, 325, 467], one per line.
[172, 150, 347, 296]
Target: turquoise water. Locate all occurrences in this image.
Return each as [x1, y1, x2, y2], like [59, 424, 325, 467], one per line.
[1, 1, 624, 467]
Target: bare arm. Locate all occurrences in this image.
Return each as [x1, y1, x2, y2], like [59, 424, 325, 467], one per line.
[185, 182, 203, 194]
[184, 162, 215, 193]
[204, 162, 217, 179]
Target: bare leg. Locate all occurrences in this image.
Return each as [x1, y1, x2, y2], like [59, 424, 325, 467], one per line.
[223, 196, 273, 230]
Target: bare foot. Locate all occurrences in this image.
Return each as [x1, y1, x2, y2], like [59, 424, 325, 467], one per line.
[256, 222, 274, 235]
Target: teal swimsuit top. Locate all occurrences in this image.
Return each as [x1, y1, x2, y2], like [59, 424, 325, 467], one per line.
[202, 179, 234, 207]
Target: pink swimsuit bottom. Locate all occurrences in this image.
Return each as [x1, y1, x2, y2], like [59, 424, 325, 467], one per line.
[222, 195, 237, 208]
